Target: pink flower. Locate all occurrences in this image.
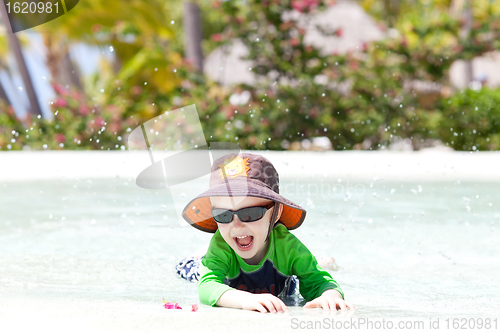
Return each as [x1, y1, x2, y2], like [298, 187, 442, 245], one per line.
[210, 33, 223, 42]
[95, 116, 105, 126]
[290, 37, 300, 46]
[164, 302, 182, 309]
[55, 133, 65, 143]
[55, 98, 67, 107]
[106, 104, 120, 115]
[191, 304, 198, 312]
[291, 0, 319, 13]
[72, 91, 82, 100]
[79, 105, 90, 116]
[335, 28, 343, 37]
[52, 83, 68, 96]
[109, 122, 121, 133]
[131, 86, 142, 95]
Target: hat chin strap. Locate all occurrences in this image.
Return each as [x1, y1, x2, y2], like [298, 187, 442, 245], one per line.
[265, 203, 280, 242]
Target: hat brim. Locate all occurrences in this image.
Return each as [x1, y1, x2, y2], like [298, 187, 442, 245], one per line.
[182, 179, 306, 233]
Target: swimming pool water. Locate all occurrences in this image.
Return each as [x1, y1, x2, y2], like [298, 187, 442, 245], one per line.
[1, 175, 499, 331]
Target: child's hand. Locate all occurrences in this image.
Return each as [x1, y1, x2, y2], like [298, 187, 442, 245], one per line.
[303, 289, 355, 311]
[241, 293, 289, 313]
[218, 289, 288, 313]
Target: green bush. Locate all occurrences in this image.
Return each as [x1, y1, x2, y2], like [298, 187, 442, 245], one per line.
[438, 88, 500, 151]
[2, 0, 500, 151]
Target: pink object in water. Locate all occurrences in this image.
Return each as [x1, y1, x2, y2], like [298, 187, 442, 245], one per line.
[191, 304, 198, 312]
[163, 302, 182, 309]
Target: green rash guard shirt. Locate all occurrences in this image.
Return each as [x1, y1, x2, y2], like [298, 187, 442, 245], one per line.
[198, 223, 344, 306]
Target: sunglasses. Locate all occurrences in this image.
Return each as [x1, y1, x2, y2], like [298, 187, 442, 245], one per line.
[211, 202, 275, 223]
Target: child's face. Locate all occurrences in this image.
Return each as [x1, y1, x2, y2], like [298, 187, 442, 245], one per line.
[210, 196, 276, 265]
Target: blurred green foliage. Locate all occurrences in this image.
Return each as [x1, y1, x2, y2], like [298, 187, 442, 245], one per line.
[1, 0, 500, 151]
[438, 88, 500, 150]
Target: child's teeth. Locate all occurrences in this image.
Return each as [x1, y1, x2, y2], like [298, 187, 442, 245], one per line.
[235, 235, 252, 247]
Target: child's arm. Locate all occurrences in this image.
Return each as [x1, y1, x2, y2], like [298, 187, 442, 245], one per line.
[217, 289, 288, 313]
[275, 226, 354, 310]
[304, 289, 355, 310]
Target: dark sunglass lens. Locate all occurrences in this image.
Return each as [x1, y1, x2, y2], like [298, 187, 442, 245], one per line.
[239, 207, 264, 222]
[213, 210, 233, 223]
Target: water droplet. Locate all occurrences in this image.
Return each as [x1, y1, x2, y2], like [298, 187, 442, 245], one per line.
[109, 46, 114, 52]
[18, 87, 23, 91]
[171, 20, 175, 24]
[100, 89, 104, 93]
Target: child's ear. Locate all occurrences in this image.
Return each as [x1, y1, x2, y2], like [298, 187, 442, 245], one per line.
[275, 203, 284, 222]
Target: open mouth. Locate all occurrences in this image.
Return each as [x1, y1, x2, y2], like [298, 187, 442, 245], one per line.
[234, 235, 254, 251]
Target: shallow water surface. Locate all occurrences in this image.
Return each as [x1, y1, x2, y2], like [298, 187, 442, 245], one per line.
[1, 176, 499, 331]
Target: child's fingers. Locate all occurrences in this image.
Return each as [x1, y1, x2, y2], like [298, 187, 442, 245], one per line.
[253, 302, 268, 313]
[305, 300, 321, 308]
[327, 298, 338, 311]
[261, 294, 288, 313]
[321, 298, 330, 310]
[336, 299, 347, 311]
[271, 295, 288, 312]
[281, 300, 289, 312]
[261, 299, 277, 313]
[344, 300, 355, 310]
[273, 298, 288, 312]
[303, 300, 317, 308]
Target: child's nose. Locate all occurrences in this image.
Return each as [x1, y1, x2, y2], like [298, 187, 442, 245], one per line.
[231, 215, 245, 228]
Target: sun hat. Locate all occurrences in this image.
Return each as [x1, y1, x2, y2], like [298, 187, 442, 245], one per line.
[182, 153, 306, 233]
